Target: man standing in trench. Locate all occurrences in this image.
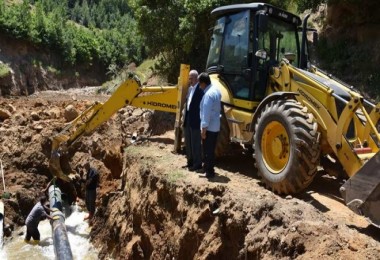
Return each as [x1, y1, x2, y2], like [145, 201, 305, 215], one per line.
[84, 166, 99, 224]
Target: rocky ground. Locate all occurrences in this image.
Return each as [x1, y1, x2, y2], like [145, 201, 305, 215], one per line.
[0, 88, 379, 259]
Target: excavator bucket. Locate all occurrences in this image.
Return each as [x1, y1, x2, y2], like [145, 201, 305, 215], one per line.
[49, 134, 72, 182]
[340, 151, 380, 227]
[49, 151, 72, 182]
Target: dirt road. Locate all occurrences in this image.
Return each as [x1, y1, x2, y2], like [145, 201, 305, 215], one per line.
[0, 89, 379, 259]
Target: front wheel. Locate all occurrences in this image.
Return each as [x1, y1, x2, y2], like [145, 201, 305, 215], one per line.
[253, 99, 320, 194]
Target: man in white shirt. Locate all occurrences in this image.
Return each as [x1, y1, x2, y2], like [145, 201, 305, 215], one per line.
[183, 70, 204, 171]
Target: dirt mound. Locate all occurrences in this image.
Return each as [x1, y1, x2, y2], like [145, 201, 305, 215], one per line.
[0, 89, 379, 258]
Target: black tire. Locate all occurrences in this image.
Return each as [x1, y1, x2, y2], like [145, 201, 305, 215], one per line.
[215, 113, 230, 158]
[253, 99, 320, 194]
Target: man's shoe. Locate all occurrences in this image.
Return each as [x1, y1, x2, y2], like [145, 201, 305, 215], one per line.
[181, 162, 192, 168]
[205, 172, 215, 178]
[25, 240, 39, 245]
[189, 166, 202, 171]
[195, 168, 205, 174]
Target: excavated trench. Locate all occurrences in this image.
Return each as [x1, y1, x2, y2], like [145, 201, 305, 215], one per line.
[89, 144, 380, 260]
[1, 91, 380, 259]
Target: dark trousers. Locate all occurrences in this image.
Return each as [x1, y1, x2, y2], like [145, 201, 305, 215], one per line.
[184, 124, 202, 168]
[25, 223, 40, 241]
[85, 189, 97, 214]
[203, 131, 219, 174]
[184, 123, 193, 165]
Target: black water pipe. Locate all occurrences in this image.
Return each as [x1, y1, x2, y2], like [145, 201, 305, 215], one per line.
[48, 185, 73, 260]
[0, 200, 4, 248]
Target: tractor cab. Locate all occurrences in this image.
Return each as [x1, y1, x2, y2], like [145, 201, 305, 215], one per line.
[206, 3, 302, 102]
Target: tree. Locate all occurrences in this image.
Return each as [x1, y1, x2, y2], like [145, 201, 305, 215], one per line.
[130, 0, 294, 82]
[295, 0, 327, 12]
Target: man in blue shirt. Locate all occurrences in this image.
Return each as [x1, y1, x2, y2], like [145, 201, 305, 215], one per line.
[198, 72, 221, 178]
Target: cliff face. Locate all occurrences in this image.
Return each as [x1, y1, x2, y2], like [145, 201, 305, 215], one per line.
[326, 1, 380, 56]
[326, 1, 380, 33]
[315, 1, 380, 97]
[0, 32, 107, 96]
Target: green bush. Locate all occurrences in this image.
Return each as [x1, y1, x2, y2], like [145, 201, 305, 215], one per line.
[0, 0, 144, 69]
[0, 63, 11, 78]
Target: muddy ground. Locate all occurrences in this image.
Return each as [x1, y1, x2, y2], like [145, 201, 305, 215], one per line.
[0, 89, 379, 259]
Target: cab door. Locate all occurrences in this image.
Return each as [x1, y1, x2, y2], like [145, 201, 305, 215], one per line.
[219, 10, 252, 101]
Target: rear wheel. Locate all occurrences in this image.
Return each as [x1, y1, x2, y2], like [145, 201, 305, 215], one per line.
[253, 99, 320, 194]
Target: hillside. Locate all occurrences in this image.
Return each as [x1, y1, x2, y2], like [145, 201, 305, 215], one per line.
[0, 89, 379, 259]
[313, 1, 380, 98]
[1, 1, 380, 259]
[0, 31, 106, 96]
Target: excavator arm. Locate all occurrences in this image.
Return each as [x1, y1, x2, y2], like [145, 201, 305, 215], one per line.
[49, 64, 190, 182]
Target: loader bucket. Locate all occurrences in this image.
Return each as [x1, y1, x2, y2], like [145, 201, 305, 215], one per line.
[340, 151, 380, 227]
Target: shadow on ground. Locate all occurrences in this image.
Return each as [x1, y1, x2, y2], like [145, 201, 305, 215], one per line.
[296, 173, 345, 213]
[216, 143, 258, 179]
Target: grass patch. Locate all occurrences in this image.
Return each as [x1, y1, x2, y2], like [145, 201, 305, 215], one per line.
[124, 145, 185, 182]
[98, 58, 165, 94]
[135, 59, 155, 83]
[32, 59, 41, 68]
[96, 83, 111, 94]
[124, 145, 145, 156]
[47, 65, 60, 75]
[0, 63, 11, 78]
[167, 170, 185, 184]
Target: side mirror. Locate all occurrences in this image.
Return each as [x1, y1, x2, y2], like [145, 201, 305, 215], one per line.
[284, 52, 296, 63]
[216, 64, 224, 73]
[255, 49, 267, 60]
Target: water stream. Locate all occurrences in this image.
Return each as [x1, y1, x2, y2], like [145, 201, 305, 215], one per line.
[0, 205, 99, 259]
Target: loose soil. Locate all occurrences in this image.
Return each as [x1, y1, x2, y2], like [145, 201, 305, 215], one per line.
[0, 89, 379, 259]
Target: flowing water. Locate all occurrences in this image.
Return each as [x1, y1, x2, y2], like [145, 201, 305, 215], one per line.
[0, 205, 99, 259]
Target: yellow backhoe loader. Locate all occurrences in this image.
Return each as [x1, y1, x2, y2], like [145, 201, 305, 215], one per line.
[49, 3, 380, 227]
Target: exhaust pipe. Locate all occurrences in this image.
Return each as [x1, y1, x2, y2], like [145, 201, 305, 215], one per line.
[48, 185, 73, 260]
